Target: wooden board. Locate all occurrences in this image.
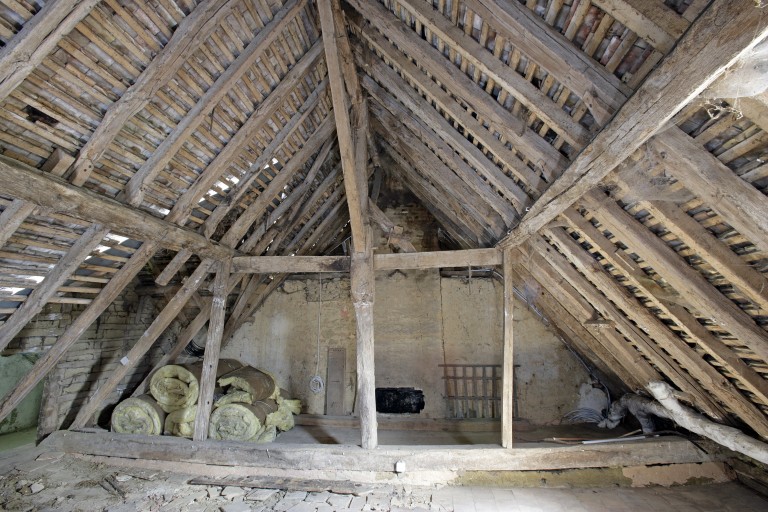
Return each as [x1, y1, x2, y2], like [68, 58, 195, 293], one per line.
[326, 347, 346, 416]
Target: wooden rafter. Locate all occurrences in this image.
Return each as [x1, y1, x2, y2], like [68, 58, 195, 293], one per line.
[0, 199, 36, 249]
[120, 0, 309, 207]
[498, 0, 768, 248]
[0, 0, 101, 102]
[68, 0, 241, 185]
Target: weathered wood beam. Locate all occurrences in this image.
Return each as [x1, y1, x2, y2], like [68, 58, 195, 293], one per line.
[583, 190, 768, 364]
[346, 0, 567, 179]
[318, 0, 369, 251]
[525, 236, 724, 418]
[356, 38, 542, 199]
[517, 246, 652, 392]
[69, 0, 240, 185]
[232, 255, 350, 274]
[0, 223, 108, 350]
[464, 0, 629, 125]
[650, 128, 768, 254]
[0, 156, 234, 260]
[498, 0, 768, 248]
[350, 234, 377, 449]
[121, 0, 309, 207]
[642, 199, 768, 312]
[371, 114, 506, 241]
[374, 249, 501, 271]
[362, 58, 528, 209]
[70, 259, 215, 429]
[396, 0, 590, 148]
[0, 241, 158, 426]
[561, 207, 768, 430]
[0, 0, 101, 102]
[192, 259, 231, 441]
[502, 248, 514, 448]
[592, 0, 686, 54]
[0, 199, 36, 249]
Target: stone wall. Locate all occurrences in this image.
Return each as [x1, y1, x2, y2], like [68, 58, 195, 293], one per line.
[223, 271, 593, 425]
[3, 280, 162, 432]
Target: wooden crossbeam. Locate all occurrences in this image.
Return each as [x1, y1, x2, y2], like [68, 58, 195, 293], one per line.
[497, 0, 768, 248]
[0, 0, 101, 102]
[0, 223, 109, 350]
[396, 0, 590, 148]
[463, 0, 629, 125]
[582, 190, 768, 365]
[0, 156, 234, 260]
[347, 0, 567, 180]
[68, 0, 240, 185]
[592, 0, 685, 53]
[374, 249, 501, 271]
[120, 0, 309, 207]
[0, 241, 158, 426]
[70, 259, 215, 429]
[232, 255, 349, 274]
[650, 128, 768, 254]
[318, 0, 369, 250]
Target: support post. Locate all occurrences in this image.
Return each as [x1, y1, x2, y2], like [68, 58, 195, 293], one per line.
[351, 238, 377, 449]
[502, 248, 514, 448]
[193, 258, 231, 441]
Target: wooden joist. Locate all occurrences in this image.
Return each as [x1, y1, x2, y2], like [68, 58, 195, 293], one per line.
[591, 0, 686, 53]
[498, 0, 768, 248]
[0, 0, 102, 102]
[395, 0, 591, 149]
[526, 235, 725, 420]
[0, 199, 36, 249]
[0, 156, 234, 260]
[68, 0, 241, 186]
[0, 223, 109, 350]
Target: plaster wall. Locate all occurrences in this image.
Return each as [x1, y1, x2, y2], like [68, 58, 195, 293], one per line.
[224, 272, 592, 425]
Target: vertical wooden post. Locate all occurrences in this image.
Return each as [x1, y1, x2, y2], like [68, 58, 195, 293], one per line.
[502, 248, 514, 448]
[351, 238, 377, 449]
[193, 258, 231, 441]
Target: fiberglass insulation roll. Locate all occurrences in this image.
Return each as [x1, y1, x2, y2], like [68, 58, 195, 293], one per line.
[209, 402, 271, 441]
[110, 394, 166, 435]
[217, 366, 277, 402]
[164, 405, 197, 438]
[149, 359, 242, 413]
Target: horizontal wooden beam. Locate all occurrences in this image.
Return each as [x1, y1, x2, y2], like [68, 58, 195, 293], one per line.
[0, 155, 235, 260]
[230, 249, 502, 273]
[374, 249, 501, 271]
[232, 255, 350, 274]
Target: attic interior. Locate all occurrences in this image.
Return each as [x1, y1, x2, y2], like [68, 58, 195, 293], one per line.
[1, 0, 768, 508]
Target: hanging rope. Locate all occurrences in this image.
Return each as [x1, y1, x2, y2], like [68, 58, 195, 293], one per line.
[309, 276, 325, 394]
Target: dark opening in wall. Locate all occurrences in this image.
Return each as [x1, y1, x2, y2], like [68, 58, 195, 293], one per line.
[375, 387, 425, 414]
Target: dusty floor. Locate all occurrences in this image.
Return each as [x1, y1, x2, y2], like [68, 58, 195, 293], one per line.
[1, 441, 767, 512]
